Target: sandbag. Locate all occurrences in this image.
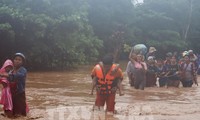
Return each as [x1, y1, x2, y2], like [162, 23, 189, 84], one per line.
[133, 44, 147, 55]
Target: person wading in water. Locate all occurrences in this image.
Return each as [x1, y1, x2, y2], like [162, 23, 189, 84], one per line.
[91, 54, 123, 113]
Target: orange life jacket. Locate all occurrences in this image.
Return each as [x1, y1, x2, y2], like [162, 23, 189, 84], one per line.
[94, 64, 119, 95]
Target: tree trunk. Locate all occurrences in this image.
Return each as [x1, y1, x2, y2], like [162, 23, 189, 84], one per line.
[113, 44, 123, 63]
[184, 0, 193, 42]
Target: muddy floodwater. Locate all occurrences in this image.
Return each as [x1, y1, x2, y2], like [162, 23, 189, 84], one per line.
[0, 64, 200, 120]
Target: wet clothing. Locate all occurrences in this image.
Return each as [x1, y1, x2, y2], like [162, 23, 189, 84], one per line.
[0, 60, 13, 111]
[146, 64, 158, 87]
[8, 67, 27, 94]
[159, 77, 168, 87]
[158, 62, 172, 87]
[180, 62, 196, 87]
[95, 92, 115, 112]
[157, 65, 167, 87]
[126, 61, 135, 86]
[91, 63, 123, 112]
[163, 61, 171, 72]
[0, 78, 13, 111]
[189, 54, 198, 72]
[126, 61, 135, 73]
[8, 66, 28, 116]
[181, 80, 193, 87]
[167, 64, 180, 87]
[134, 68, 146, 90]
[126, 61, 146, 90]
[12, 92, 27, 116]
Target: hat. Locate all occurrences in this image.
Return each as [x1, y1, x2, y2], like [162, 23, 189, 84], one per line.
[147, 56, 154, 61]
[149, 47, 156, 53]
[182, 51, 188, 57]
[14, 53, 26, 63]
[188, 50, 193, 53]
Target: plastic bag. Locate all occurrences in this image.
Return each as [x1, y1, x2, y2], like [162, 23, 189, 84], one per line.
[133, 44, 147, 55]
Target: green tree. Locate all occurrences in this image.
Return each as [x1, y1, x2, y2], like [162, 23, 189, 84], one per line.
[88, 0, 135, 61]
[0, 0, 102, 70]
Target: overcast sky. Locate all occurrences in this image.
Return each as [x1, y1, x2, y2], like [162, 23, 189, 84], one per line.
[132, 0, 144, 5]
[138, 0, 143, 3]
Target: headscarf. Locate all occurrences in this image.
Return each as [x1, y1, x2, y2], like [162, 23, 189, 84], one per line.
[0, 59, 13, 83]
[0, 59, 13, 73]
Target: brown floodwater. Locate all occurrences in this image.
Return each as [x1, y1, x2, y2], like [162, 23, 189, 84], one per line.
[0, 63, 200, 120]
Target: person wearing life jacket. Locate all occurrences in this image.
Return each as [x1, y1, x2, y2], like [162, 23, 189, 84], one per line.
[91, 54, 123, 113]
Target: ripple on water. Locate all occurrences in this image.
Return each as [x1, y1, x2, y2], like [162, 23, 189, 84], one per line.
[14, 70, 200, 119]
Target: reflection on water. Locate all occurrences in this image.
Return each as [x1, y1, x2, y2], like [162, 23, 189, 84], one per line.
[0, 63, 200, 120]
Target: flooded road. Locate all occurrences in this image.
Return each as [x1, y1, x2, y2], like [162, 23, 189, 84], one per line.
[0, 64, 200, 120]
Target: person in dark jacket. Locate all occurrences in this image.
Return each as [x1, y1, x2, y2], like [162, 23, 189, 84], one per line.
[0, 53, 29, 117]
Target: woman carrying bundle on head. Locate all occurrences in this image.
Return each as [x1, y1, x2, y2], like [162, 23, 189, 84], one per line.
[126, 44, 147, 90]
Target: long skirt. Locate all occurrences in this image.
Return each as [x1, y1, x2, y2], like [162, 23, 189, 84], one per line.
[134, 69, 146, 90]
[12, 92, 27, 116]
[10, 81, 29, 116]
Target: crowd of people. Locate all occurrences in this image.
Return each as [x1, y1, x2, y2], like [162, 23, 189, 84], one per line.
[90, 45, 199, 114]
[0, 48, 198, 116]
[126, 46, 199, 90]
[0, 53, 28, 118]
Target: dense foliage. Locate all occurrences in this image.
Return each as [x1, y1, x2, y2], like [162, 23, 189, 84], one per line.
[0, 0, 199, 70]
